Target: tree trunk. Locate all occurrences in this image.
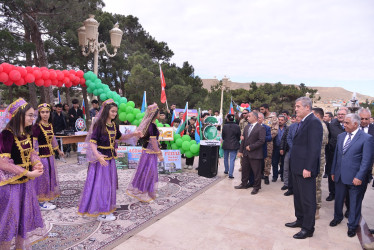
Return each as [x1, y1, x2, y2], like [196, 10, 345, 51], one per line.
[8, 85, 13, 104]
[65, 87, 71, 105]
[24, 26, 38, 108]
[82, 86, 90, 128]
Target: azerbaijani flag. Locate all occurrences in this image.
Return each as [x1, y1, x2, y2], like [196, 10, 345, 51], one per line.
[58, 90, 61, 104]
[176, 102, 188, 135]
[195, 108, 201, 143]
[170, 109, 176, 126]
[159, 64, 167, 103]
[229, 101, 234, 114]
[82, 99, 86, 120]
[141, 91, 147, 113]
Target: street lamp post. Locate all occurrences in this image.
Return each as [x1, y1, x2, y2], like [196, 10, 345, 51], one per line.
[220, 76, 230, 122]
[77, 14, 123, 75]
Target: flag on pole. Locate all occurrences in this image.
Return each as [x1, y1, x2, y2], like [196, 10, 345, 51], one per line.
[229, 100, 234, 114]
[82, 99, 86, 120]
[176, 102, 188, 135]
[195, 108, 201, 143]
[141, 91, 147, 113]
[170, 109, 176, 126]
[159, 64, 167, 103]
[58, 90, 61, 104]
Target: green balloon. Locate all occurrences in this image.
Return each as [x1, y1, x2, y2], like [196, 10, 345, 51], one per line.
[185, 151, 193, 158]
[94, 79, 101, 85]
[174, 134, 182, 141]
[97, 88, 104, 95]
[164, 124, 170, 127]
[100, 93, 107, 101]
[127, 101, 135, 108]
[133, 108, 141, 115]
[120, 97, 127, 104]
[133, 119, 140, 126]
[157, 123, 164, 127]
[93, 89, 99, 96]
[136, 113, 143, 119]
[119, 112, 126, 121]
[126, 106, 134, 113]
[176, 138, 183, 147]
[119, 103, 127, 112]
[182, 141, 191, 151]
[190, 144, 199, 154]
[83, 72, 90, 80]
[171, 143, 178, 150]
[85, 80, 92, 87]
[190, 140, 197, 144]
[115, 101, 119, 106]
[127, 113, 135, 123]
[182, 135, 191, 142]
[87, 87, 93, 94]
[180, 148, 185, 154]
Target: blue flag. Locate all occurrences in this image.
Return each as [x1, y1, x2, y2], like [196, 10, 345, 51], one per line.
[141, 91, 147, 113]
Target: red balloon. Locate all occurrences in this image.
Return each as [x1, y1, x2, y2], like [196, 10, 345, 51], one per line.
[9, 70, 21, 82]
[81, 83, 86, 87]
[1, 63, 13, 73]
[56, 71, 64, 81]
[76, 70, 84, 78]
[80, 77, 86, 84]
[4, 80, 13, 86]
[57, 81, 63, 88]
[0, 65, 3, 72]
[35, 79, 44, 87]
[42, 70, 50, 80]
[63, 77, 70, 85]
[69, 69, 76, 75]
[33, 70, 42, 79]
[49, 70, 57, 80]
[51, 79, 58, 86]
[69, 74, 75, 81]
[62, 70, 69, 76]
[40, 67, 48, 71]
[15, 78, 25, 86]
[24, 73, 35, 83]
[44, 79, 52, 87]
[26, 66, 33, 73]
[0, 72, 9, 82]
[17, 67, 27, 77]
[65, 81, 72, 88]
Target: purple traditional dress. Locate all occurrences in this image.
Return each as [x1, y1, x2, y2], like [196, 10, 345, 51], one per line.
[127, 104, 161, 202]
[0, 99, 46, 249]
[78, 122, 122, 217]
[32, 121, 60, 203]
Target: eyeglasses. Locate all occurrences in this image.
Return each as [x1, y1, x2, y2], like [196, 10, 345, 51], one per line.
[337, 113, 346, 116]
[242, 113, 248, 115]
[26, 114, 36, 119]
[361, 118, 369, 120]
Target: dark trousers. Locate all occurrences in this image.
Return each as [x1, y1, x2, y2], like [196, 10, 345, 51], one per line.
[326, 151, 335, 195]
[272, 145, 284, 180]
[292, 172, 316, 232]
[242, 156, 262, 190]
[186, 156, 195, 166]
[288, 160, 293, 191]
[334, 179, 366, 230]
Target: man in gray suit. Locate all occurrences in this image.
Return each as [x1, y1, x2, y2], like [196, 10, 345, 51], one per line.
[235, 112, 266, 194]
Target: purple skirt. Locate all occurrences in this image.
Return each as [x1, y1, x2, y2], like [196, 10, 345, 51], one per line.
[0, 180, 45, 248]
[78, 159, 117, 216]
[127, 150, 158, 202]
[34, 156, 60, 202]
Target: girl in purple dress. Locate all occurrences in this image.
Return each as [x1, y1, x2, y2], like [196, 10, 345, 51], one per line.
[0, 98, 46, 250]
[127, 103, 164, 202]
[32, 103, 64, 211]
[78, 99, 141, 222]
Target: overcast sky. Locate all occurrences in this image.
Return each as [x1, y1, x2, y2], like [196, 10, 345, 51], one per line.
[104, 0, 374, 97]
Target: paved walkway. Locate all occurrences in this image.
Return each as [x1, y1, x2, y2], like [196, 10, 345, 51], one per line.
[113, 157, 372, 249]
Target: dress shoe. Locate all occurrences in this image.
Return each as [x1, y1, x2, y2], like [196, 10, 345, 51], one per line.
[293, 229, 313, 239]
[329, 219, 342, 227]
[234, 184, 248, 189]
[264, 176, 269, 185]
[326, 194, 335, 201]
[364, 241, 374, 250]
[281, 177, 284, 182]
[245, 183, 254, 188]
[285, 221, 302, 228]
[224, 171, 228, 174]
[228, 176, 234, 179]
[347, 228, 356, 237]
[323, 173, 328, 178]
[284, 190, 293, 196]
[345, 210, 349, 218]
[261, 175, 265, 179]
[272, 178, 277, 182]
[369, 229, 374, 234]
[281, 185, 288, 190]
[251, 189, 259, 195]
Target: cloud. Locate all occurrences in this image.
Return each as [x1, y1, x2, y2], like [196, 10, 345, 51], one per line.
[104, 0, 374, 97]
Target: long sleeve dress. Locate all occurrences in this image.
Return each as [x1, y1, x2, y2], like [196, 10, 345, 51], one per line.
[127, 123, 161, 202]
[32, 122, 60, 202]
[0, 128, 46, 249]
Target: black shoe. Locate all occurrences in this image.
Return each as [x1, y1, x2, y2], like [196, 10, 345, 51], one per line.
[235, 184, 248, 189]
[224, 171, 228, 174]
[329, 219, 342, 227]
[272, 178, 277, 182]
[228, 176, 234, 179]
[195, 167, 199, 170]
[264, 176, 269, 185]
[326, 194, 335, 201]
[285, 221, 302, 228]
[251, 188, 259, 195]
[245, 183, 254, 188]
[281, 177, 284, 182]
[345, 210, 349, 218]
[293, 229, 313, 239]
[347, 228, 356, 237]
[284, 190, 293, 196]
[323, 173, 328, 178]
[369, 229, 374, 234]
[261, 175, 265, 179]
[281, 185, 288, 190]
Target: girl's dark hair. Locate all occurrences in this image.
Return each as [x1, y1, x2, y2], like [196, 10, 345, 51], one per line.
[6, 104, 33, 138]
[63, 103, 69, 111]
[36, 107, 53, 125]
[93, 102, 118, 135]
[139, 109, 159, 147]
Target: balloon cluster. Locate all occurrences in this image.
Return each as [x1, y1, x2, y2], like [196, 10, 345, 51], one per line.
[170, 134, 200, 158]
[84, 71, 145, 126]
[0, 63, 85, 87]
[240, 103, 250, 109]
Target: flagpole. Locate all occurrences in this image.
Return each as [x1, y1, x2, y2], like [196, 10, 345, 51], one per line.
[165, 99, 169, 111]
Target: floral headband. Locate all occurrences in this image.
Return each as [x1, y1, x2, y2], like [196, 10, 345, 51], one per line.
[38, 103, 51, 112]
[8, 98, 28, 117]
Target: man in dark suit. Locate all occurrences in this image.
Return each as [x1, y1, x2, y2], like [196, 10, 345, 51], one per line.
[329, 113, 374, 237]
[235, 111, 265, 195]
[285, 97, 323, 239]
[325, 108, 348, 201]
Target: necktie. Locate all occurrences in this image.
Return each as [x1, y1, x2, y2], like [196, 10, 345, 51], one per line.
[343, 133, 352, 154]
[247, 124, 253, 136]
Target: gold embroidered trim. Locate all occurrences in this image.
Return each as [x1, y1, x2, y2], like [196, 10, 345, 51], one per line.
[37, 194, 60, 202]
[12, 131, 32, 167]
[142, 148, 162, 154]
[38, 123, 55, 155]
[90, 139, 97, 144]
[0, 169, 28, 186]
[98, 145, 114, 149]
[126, 190, 155, 203]
[0, 153, 11, 158]
[77, 206, 116, 217]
